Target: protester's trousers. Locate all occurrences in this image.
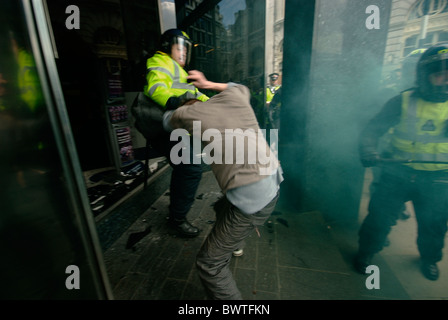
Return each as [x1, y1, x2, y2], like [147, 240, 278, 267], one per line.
[196, 193, 278, 300]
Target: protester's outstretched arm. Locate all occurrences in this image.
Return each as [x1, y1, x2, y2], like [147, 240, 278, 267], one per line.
[187, 70, 228, 92]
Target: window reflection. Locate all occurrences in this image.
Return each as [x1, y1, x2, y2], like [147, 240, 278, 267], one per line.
[176, 0, 284, 132]
[383, 0, 448, 80]
[177, 0, 267, 87]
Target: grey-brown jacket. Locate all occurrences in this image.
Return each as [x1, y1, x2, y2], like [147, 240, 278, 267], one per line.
[169, 84, 279, 192]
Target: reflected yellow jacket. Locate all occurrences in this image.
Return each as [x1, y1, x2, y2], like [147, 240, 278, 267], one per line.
[144, 52, 208, 108]
[391, 91, 448, 171]
[18, 49, 44, 112]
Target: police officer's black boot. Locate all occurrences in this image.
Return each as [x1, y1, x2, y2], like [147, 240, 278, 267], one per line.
[168, 217, 200, 237]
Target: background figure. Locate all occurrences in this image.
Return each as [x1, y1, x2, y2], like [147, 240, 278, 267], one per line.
[250, 76, 266, 129]
[268, 86, 282, 130]
[266, 72, 281, 104]
[355, 43, 448, 281]
[266, 86, 281, 147]
[143, 29, 209, 237]
[401, 48, 428, 92]
[265, 72, 281, 129]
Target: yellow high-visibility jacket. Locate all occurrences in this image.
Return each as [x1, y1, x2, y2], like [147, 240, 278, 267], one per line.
[144, 52, 208, 108]
[391, 91, 448, 171]
[18, 49, 44, 112]
[266, 85, 281, 103]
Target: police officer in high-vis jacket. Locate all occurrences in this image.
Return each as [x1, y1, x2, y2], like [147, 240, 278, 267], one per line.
[144, 29, 209, 108]
[355, 43, 448, 281]
[143, 29, 209, 237]
[266, 73, 281, 105]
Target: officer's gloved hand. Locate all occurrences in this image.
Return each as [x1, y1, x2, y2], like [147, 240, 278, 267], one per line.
[360, 148, 380, 167]
[165, 92, 197, 110]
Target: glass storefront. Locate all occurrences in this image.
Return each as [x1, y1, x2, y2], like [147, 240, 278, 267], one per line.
[2, 0, 448, 300]
[0, 0, 111, 299]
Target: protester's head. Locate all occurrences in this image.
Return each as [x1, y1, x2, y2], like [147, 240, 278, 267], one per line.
[416, 43, 448, 102]
[160, 29, 192, 67]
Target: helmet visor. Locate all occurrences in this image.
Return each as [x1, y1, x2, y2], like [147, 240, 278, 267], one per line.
[422, 54, 448, 100]
[171, 36, 192, 67]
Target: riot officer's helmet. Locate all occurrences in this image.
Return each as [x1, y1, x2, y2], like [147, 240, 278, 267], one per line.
[416, 43, 448, 102]
[159, 29, 193, 67]
[401, 48, 426, 90]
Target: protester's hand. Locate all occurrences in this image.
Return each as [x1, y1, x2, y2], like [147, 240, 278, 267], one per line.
[360, 148, 380, 167]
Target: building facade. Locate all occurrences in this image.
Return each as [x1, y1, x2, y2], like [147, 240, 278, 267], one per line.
[382, 0, 448, 80]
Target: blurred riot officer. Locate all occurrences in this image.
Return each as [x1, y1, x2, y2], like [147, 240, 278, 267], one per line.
[370, 48, 428, 221]
[143, 29, 209, 237]
[355, 43, 448, 281]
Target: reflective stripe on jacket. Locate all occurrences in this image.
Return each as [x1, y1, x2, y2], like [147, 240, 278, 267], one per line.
[143, 52, 208, 107]
[391, 90, 448, 171]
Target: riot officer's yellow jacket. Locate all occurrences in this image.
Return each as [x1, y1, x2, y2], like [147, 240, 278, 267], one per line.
[391, 90, 448, 171]
[144, 52, 208, 108]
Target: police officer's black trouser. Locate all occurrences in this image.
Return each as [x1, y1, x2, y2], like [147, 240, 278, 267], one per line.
[358, 167, 448, 263]
[150, 132, 202, 221]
